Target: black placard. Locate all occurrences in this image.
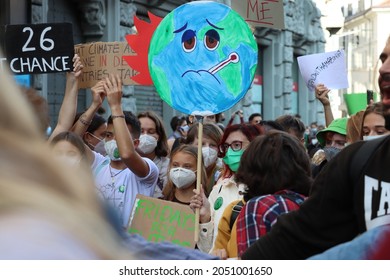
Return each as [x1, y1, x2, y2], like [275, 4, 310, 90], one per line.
[0, 22, 74, 74]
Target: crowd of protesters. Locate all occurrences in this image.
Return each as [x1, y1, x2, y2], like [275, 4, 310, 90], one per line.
[2, 30, 390, 260]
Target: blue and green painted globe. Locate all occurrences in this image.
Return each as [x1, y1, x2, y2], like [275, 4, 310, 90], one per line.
[148, 1, 258, 115]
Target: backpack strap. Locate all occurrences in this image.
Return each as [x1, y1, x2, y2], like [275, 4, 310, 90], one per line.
[349, 137, 387, 186]
[230, 200, 244, 230]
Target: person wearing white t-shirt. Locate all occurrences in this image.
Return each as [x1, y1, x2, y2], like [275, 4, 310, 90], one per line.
[84, 75, 158, 228]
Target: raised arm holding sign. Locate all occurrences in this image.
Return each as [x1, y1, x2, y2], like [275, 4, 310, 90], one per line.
[145, 1, 258, 243]
[297, 49, 349, 92]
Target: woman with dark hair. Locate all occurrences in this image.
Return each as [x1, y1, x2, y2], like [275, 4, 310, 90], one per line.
[234, 130, 311, 258]
[184, 123, 223, 197]
[74, 112, 107, 155]
[190, 123, 265, 253]
[137, 111, 170, 198]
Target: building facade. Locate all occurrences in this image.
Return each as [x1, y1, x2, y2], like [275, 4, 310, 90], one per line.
[341, 0, 390, 99]
[1, 0, 326, 131]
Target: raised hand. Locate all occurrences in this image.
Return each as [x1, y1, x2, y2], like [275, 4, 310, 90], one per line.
[91, 80, 105, 108]
[103, 74, 122, 109]
[315, 83, 331, 106]
[72, 54, 84, 78]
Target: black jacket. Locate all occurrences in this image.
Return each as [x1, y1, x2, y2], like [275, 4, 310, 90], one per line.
[242, 136, 390, 259]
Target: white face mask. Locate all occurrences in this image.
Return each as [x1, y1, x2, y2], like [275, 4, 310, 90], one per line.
[104, 139, 121, 161]
[202, 146, 218, 168]
[55, 155, 81, 167]
[363, 135, 387, 141]
[138, 134, 158, 154]
[169, 167, 196, 189]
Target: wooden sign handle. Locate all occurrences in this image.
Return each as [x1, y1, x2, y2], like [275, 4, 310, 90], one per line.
[194, 115, 204, 243]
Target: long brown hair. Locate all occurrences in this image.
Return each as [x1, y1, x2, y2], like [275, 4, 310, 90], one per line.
[162, 144, 207, 201]
[138, 111, 169, 157]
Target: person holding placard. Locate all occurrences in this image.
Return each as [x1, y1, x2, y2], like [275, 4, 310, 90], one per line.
[161, 144, 210, 250]
[84, 75, 159, 229]
[190, 123, 265, 253]
[215, 130, 310, 259]
[48, 54, 84, 141]
[314, 83, 334, 127]
[240, 91, 390, 260]
[184, 123, 223, 197]
[162, 145, 207, 206]
[74, 111, 107, 156]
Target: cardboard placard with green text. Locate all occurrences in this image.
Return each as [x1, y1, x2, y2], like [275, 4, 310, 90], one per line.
[128, 194, 196, 248]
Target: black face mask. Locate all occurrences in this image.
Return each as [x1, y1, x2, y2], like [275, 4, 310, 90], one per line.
[323, 146, 341, 162]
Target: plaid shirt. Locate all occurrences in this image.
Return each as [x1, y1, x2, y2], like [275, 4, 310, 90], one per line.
[236, 190, 306, 257]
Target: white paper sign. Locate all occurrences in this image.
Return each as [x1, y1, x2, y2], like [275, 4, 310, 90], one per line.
[297, 50, 349, 92]
[231, 0, 285, 29]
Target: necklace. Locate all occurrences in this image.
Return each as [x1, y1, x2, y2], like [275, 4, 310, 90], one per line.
[109, 165, 126, 193]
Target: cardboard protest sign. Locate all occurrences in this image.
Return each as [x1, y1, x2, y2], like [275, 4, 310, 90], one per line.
[148, 1, 258, 116]
[74, 41, 137, 88]
[128, 194, 196, 248]
[231, 0, 285, 29]
[297, 49, 349, 92]
[0, 23, 74, 74]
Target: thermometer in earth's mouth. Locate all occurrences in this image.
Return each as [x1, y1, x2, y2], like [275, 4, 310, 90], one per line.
[209, 52, 240, 75]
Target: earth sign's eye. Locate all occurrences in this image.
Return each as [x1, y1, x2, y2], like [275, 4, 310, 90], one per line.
[182, 30, 197, 52]
[204, 29, 220, 51]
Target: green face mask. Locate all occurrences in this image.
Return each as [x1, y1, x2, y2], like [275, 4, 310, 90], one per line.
[222, 148, 244, 172]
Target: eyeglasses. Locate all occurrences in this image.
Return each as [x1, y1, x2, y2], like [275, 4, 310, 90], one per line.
[218, 141, 247, 154]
